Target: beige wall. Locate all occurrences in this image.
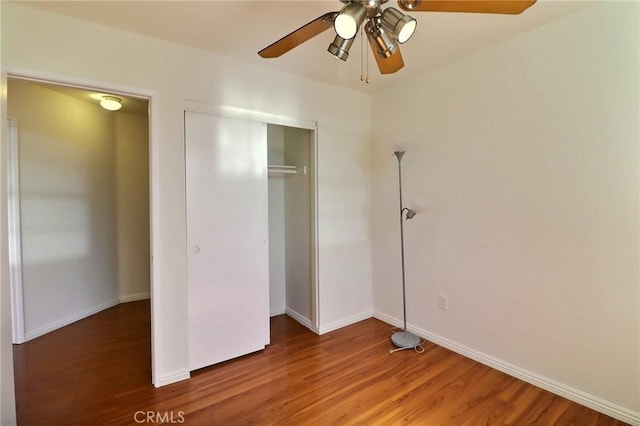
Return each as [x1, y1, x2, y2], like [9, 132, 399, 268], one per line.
[372, 1, 639, 417]
[7, 79, 150, 340]
[115, 112, 150, 301]
[9, 79, 118, 338]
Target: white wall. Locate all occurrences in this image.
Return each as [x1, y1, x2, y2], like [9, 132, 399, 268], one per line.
[0, 4, 18, 421]
[115, 111, 150, 302]
[0, 1, 373, 390]
[8, 79, 119, 339]
[267, 125, 286, 316]
[372, 1, 639, 419]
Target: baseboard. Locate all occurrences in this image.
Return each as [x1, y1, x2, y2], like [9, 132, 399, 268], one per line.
[285, 307, 313, 331]
[318, 310, 373, 335]
[270, 307, 286, 317]
[25, 298, 120, 342]
[373, 311, 640, 426]
[119, 292, 150, 303]
[156, 370, 190, 388]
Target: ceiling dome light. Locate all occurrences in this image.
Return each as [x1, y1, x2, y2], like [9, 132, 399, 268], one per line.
[328, 35, 355, 61]
[334, 3, 366, 40]
[381, 7, 417, 43]
[365, 17, 398, 59]
[100, 96, 122, 111]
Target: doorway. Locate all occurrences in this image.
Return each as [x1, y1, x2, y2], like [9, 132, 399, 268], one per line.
[6, 76, 151, 344]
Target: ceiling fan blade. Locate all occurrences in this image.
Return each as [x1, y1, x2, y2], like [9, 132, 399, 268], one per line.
[259, 12, 338, 58]
[397, 0, 536, 14]
[368, 41, 405, 75]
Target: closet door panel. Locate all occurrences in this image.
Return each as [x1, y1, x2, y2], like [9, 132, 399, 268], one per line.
[185, 111, 269, 371]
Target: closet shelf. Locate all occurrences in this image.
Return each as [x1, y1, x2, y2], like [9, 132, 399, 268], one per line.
[268, 164, 306, 175]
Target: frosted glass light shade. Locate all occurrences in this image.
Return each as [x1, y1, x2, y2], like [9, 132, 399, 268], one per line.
[334, 3, 366, 40]
[381, 7, 417, 44]
[100, 96, 122, 111]
[397, 19, 416, 43]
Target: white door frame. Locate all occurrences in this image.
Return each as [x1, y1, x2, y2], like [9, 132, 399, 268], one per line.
[183, 101, 321, 333]
[4, 68, 159, 382]
[7, 117, 25, 344]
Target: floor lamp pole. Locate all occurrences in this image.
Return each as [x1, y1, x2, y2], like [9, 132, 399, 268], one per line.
[391, 151, 421, 349]
[397, 151, 408, 332]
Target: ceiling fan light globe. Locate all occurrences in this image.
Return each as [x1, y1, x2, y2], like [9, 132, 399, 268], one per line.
[334, 2, 366, 39]
[334, 14, 358, 39]
[381, 7, 417, 43]
[397, 18, 416, 43]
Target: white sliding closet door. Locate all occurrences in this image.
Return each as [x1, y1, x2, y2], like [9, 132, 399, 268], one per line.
[185, 111, 270, 371]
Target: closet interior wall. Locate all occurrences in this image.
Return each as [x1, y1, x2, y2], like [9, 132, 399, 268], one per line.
[267, 124, 313, 329]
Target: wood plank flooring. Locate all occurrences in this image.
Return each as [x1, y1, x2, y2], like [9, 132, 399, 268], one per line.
[13, 301, 627, 425]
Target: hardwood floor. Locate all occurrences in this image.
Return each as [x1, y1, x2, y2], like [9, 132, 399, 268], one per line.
[13, 301, 627, 425]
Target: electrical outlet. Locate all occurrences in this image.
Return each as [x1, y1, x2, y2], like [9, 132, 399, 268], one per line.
[439, 294, 448, 311]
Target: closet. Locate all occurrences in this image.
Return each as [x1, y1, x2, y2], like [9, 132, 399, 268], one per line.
[267, 124, 314, 329]
[185, 111, 315, 373]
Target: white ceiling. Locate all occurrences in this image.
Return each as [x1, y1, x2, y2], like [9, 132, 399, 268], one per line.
[21, 0, 592, 93]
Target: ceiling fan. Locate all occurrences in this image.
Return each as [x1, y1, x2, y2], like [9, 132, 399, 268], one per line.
[258, 0, 536, 75]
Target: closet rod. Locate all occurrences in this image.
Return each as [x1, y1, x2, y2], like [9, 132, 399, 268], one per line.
[268, 165, 306, 175]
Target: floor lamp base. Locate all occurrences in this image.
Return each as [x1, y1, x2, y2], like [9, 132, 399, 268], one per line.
[391, 330, 421, 349]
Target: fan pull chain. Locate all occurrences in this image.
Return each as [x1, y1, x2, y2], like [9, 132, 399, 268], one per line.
[360, 30, 365, 82]
[359, 29, 370, 84]
[366, 39, 370, 84]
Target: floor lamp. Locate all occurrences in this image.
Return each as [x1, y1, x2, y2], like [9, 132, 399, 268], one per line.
[391, 151, 421, 349]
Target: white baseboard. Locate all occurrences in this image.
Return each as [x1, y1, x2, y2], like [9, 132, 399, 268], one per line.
[156, 370, 190, 388]
[318, 310, 373, 335]
[270, 307, 286, 317]
[285, 307, 314, 331]
[373, 311, 640, 426]
[119, 292, 151, 303]
[25, 298, 120, 342]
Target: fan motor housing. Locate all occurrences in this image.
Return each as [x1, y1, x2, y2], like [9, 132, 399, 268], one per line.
[338, 0, 391, 18]
[397, 0, 422, 10]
